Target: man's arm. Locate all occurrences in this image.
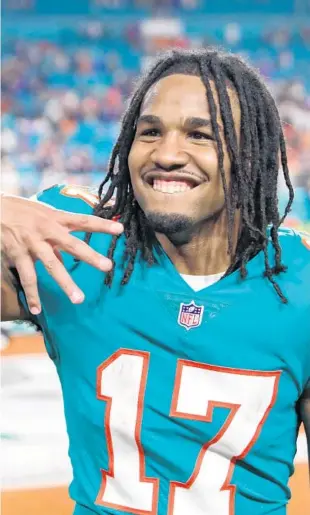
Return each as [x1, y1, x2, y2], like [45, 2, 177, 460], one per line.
[300, 387, 310, 475]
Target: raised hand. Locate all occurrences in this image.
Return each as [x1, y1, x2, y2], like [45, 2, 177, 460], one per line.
[1, 194, 123, 315]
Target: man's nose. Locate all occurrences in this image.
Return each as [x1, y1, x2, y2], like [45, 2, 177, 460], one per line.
[150, 133, 189, 170]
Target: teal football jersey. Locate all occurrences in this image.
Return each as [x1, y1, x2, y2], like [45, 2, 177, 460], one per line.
[18, 185, 310, 515]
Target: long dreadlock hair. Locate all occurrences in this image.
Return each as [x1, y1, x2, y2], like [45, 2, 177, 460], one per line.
[85, 48, 294, 302]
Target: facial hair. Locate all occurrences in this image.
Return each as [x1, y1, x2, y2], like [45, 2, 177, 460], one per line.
[144, 211, 196, 245]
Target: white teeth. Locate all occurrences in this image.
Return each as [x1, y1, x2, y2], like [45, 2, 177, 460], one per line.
[152, 179, 192, 194]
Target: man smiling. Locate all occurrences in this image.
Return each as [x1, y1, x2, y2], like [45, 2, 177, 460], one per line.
[1, 48, 310, 515]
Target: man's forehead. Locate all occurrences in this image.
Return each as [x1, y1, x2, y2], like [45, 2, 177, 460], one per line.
[141, 74, 206, 110]
[140, 74, 240, 121]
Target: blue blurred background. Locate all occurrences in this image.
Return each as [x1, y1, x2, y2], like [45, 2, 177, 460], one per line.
[2, 0, 310, 227]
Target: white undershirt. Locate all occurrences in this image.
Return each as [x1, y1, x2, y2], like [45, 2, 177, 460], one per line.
[180, 272, 224, 292]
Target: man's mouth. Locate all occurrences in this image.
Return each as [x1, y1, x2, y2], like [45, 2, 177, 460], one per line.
[144, 172, 205, 194]
[152, 179, 193, 194]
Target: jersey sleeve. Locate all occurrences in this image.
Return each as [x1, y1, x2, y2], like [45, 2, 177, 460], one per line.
[292, 230, 310, 393]
[277, 227, 310, 392]
[15, 184, 99, 361]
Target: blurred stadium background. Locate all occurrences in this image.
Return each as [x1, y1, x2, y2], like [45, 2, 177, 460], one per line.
[1, 0, 310, 514]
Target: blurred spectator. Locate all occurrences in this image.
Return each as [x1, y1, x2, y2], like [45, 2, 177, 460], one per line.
[1, 17, 310, 227]
[1, 157, 21, 195]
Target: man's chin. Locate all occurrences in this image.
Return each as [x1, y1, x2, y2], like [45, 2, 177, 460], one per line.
[144, 210, 195, 237]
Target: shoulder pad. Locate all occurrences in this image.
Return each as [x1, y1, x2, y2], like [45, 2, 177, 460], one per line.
[32, 184, 99, 215]
[298, 231, 310, 251]
[32, 184, 118, 220]
[277, 226, 310, 262]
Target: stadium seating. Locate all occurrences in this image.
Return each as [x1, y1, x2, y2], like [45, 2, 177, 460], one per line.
[2, 8, 310, 224]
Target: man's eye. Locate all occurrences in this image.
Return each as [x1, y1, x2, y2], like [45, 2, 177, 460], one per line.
[140, 129, 161, 137]
[190, 131, 213, 141]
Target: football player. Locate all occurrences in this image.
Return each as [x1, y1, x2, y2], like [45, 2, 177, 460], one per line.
[2, 49, 310, 515]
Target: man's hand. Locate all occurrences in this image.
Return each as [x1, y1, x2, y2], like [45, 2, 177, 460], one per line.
[1, 194, 123, 315]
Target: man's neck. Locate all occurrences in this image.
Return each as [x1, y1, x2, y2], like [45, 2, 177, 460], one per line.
[156, 210, 241, 276]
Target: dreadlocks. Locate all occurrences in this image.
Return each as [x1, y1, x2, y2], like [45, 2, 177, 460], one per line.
[88, 48, 294, 302]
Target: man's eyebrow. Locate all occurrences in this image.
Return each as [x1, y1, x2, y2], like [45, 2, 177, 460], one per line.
[137, 115, 216, 130]
[137, 114, 161, 125]
[185, 117, 213, 130]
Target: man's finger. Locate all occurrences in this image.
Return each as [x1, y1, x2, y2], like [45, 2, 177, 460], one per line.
[33, 243, 85, 304]
[14, 254, 41, 315]
[60, 234, 113, 272]
[53, 247, 64, 264]
[62, 213, 123, 235]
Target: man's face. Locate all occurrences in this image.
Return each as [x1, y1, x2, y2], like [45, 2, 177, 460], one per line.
[128, 74, 241, 237]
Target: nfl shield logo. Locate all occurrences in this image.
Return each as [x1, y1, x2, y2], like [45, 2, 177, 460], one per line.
[178, 301, 204, 330]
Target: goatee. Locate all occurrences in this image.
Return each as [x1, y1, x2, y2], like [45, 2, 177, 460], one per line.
[144, 211, 195, 245]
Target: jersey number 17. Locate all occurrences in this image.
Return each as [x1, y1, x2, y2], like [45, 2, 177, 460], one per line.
[96, 349, 280, 515]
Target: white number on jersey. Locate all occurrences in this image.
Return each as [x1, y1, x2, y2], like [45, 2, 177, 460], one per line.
[168, 360, 280, 515]
[96, 350, 159, 513]
[96, 350, 280, 515]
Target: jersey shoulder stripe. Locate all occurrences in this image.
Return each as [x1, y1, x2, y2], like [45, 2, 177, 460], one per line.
[298, 231, 310, 251]
[278, 226, 310, 257]
[31, 184, 98, 215]
[32, 184, 117, 218]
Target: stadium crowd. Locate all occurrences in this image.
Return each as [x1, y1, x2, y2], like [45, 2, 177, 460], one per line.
[2, 12, 310, 225]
